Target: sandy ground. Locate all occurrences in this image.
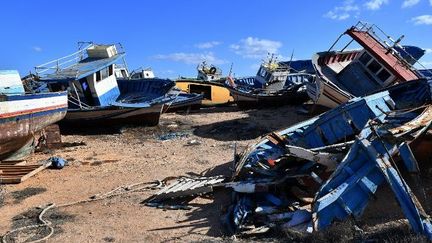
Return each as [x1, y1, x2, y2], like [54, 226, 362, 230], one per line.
[1, 105, 432, 243]
[0, 106, 312, 242]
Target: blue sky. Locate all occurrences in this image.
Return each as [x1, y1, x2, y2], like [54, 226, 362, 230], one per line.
[0, 0, 431, 78]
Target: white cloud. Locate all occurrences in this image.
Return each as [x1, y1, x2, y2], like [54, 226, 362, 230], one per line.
[430, 0, 432, 6]
[195, 41, 221, 49]
[411, 15, 432, 25]
[365, 0, 389, 10]
[230, 37, 282, 59]
[324, 0, 359, 20]
[402, 0, 420, 8]
[33, 46, 42, 52]
[425, 48, 432, 54]
[153, 52, 226, 65]
[250, 63, 261, 70]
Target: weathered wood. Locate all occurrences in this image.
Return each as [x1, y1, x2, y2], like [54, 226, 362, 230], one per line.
[0, 161, 27, 165]
[19, 162, 51, 183]
[0, 162, 51, 184]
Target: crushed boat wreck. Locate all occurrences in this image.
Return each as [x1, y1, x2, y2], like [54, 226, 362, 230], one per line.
[224, 77, 432, 239]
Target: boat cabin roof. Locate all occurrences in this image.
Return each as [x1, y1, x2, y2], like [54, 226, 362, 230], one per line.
[346, 26, 419, 81]
[41, 55, 124, 83]
[36, 44, 125, 82]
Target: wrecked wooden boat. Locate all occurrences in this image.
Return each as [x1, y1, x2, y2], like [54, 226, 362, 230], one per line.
[0, 70, 67, 160]
[115, 66, 203, 112]
[175, 62, 233, 106]
[307, 21, 428, 108]
[226, 55, 313, 108]
[35, 43, 171, 126]
[225, 77, 432, 239]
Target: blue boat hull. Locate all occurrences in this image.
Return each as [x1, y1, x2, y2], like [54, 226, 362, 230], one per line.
[227, 85, 308, 109]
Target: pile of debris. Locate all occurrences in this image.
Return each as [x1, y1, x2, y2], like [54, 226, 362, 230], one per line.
[146, 78, 432, 240]
[223, 78, 432, 239]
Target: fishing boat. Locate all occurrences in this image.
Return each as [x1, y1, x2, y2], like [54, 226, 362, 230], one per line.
[0, 70, 67, 160]
[35, 43, 171, 126]
[225, 77, 432, 238]
[226, 55, 314, 108]
[175, 62, 233, 106]
[307, 21, 429, 108]
[115, 66, 203, 112]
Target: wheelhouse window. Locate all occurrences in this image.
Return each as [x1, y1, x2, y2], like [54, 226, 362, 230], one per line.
[359, 52, 372, 65]
[367, 60, 381, 74]
[96, 66, 111, 82]
[109, 65, 114, 76]
[377, 69, 391, 82]
[121, 70, 127, 78]
[258, 67, 266, 78]
[100, 67, 110, 80]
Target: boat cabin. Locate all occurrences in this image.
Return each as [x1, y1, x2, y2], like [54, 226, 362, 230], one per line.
[196, 62, 222, 81]
[253, 54, 291, 88]
[314, 22, 424, 97]
[36, 44, 125, 108]
[130, 68, 155, 79]
[255, 62, 290, 86]
[114, 64, 130, 79]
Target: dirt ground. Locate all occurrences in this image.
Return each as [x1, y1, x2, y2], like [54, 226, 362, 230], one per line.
[1, 105, 432, 242]
[0, 106, 312, 242]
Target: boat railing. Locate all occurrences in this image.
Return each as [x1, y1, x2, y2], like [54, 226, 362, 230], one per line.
[68, 95, 92, 110]
[35, 43, 94, 76]
[35, 42, 127, 78]
[352, 21, 432, 78]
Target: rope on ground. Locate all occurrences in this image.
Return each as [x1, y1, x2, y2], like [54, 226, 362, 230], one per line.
[2, 180, 165, 243]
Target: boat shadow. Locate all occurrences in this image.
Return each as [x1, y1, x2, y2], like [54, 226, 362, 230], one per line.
[59, 124, 124, 135]
[193, 105, 313, 141]
[173, 105, 239, 114]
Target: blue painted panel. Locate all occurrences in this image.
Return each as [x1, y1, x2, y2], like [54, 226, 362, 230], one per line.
[93, 86, 120, 106]
[399, 143, 419, 173]
[0, 86, 25, 95]
[0, 70, 25, 94]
